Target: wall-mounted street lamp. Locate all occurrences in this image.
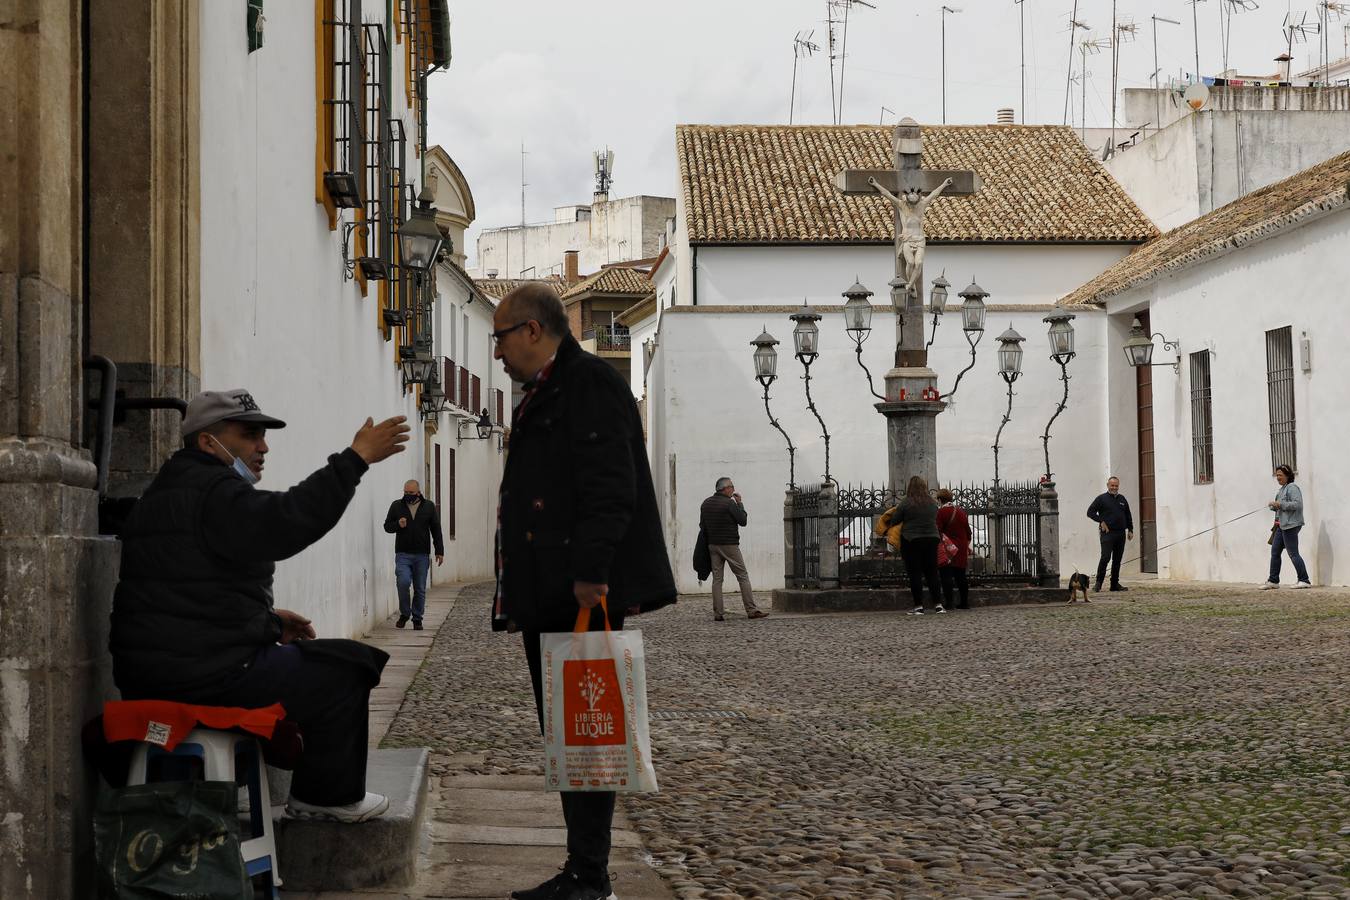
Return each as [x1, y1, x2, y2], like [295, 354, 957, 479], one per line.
[399, 343, 437, 389]
[418, 380, 450, 421]
[398, 187, 446, 273]
[841, 279, 885, 402]
[991, 325, 1025, 489]
[1040, 312, 1076, 482]
[457, 408, 502, 452]
[943, 279, 989, 404]
[790, 303, 832, 484]
[751, 328, 797, 489]
[924, 272, 951, 352]
[1122, 316, 1180, 373]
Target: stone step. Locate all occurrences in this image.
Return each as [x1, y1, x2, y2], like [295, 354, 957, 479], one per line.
[273, 748, 429, 892]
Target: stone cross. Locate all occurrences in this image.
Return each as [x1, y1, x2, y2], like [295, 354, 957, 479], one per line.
[835, 118, 981, 368]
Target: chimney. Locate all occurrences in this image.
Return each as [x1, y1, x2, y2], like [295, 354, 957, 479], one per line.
[563, 250, 580, 284]
[1275, 53, 1292, 83]
[996, 108, 1015, 125]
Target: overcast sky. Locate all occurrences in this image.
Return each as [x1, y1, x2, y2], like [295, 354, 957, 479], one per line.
[427, 0, 1346, 268]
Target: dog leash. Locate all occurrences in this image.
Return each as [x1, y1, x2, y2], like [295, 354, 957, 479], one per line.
[1113, 505, 1270, 569]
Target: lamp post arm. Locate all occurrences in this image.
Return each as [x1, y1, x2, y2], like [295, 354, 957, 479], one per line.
[762, 382, 797, 489]
[851, 335, 886, 402]
[1040, 359, 1072, 481]
[992, 379, 1015, 487]
[800, 360, 832, 483]
[944, 329, 982, 403]
[924, 311, 941, 352]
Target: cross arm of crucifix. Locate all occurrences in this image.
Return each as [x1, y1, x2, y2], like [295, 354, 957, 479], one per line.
[866, 176, 906, 209]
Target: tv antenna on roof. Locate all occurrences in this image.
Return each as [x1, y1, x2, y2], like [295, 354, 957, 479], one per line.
[1318, 2, 1349, 79]
[790, 30, 820, 124]
[1150, 15, 1183, 128]
[1219, 1, 1259, 74]
[1111, 15, 1138, 150]
[830, 0, 875, 124]
[1062, 8, 1091, 125]
[1285, 9, 1321, 71]
[940, 5, 963, 124]
[1186, 0, 1207, 81]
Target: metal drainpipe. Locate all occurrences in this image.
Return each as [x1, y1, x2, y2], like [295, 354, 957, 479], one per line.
[691, 246, 698, 306]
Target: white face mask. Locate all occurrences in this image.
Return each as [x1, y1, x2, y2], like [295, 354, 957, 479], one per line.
[208, 434, 259, 485]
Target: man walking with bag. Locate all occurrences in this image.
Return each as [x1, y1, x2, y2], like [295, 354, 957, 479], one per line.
[699, 477, 768, 621]
[383, 479, 443, 630]
[491, 283, 676, 900]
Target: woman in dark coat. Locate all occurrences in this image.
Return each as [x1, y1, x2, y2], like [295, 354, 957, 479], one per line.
[895, 475, 945, 614]
[936, 488, 972, 610]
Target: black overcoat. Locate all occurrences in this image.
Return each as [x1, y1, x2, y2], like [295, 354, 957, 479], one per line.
[494, 336, 676, 632]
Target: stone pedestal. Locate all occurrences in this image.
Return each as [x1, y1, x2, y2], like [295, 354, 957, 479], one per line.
[877, 366, 946, 495]
[1038, 480, 1062, 588]
[817, 482, 839, 589]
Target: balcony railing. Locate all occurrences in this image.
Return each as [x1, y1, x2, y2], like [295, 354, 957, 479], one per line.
[593, 327, 631, 352]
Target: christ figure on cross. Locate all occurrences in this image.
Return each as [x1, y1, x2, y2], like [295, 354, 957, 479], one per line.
[867, 175, 953, 297]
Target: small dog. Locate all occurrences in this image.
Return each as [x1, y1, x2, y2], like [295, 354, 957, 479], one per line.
[1066, 571, 1091, 603]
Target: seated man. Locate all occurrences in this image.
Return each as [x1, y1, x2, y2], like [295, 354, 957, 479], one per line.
[110, 388, 409, 823]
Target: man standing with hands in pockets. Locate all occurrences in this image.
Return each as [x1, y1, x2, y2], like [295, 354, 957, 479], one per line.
[1086, 475, 1133, 593]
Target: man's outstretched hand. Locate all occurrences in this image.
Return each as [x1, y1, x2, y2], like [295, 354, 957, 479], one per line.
[276, 608, 317, 644]
[351, 415, 411, 464]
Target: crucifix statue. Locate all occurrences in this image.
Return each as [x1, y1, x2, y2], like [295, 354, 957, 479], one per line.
[834, 118, 982, 494]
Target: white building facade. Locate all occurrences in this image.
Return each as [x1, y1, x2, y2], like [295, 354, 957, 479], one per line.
[1062, 150, 1350, 587]
[647, 124, 1157, 593]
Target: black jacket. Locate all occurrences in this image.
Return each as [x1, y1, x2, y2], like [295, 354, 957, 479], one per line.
[1087, 491, 1134, 533]
[699, 493, 747, 546]
[693, 528, 712, 582]
[383, 496, 444, 555]
[110, 446, 369, 697]
[494, 336, 677, 632]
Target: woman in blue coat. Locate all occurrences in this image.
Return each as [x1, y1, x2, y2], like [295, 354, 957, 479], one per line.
[1261, 464, 1312, 589]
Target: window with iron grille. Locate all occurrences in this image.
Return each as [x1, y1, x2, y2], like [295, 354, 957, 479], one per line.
[1265, 326, 1297, 470]
[1188, 350, 1214, 484]
[322, 0, 366, 211]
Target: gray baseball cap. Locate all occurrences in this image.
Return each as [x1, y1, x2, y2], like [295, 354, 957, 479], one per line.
[180, 389, 287, 438]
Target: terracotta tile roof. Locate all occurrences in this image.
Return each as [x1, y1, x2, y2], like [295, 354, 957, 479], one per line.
[616, 293, 658, 327]
[676, 124, 1157, 244]
[559, 266, 653, 302]
[472, 277, 565, 302]
[1060, 150, 1350, 308]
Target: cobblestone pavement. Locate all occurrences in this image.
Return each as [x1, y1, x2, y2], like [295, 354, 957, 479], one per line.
[384, 582, 1350, 898]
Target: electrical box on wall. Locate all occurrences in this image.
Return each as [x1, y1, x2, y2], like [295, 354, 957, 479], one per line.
[1300, 332, 1312, 373]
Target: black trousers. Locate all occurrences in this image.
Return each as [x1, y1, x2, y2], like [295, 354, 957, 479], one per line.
[158, 641, 378, 806]
[1096, 531, 1126, 588]
[939, 566, 969, 608]
[900, 537, 943, 610]
[524, 619, 621, 887]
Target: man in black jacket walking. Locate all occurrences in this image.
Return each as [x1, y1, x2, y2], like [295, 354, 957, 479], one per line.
[383, 479, 444, 630]
[1086, 475, 1134, 592]
[699, 477, 768, 621]
[110, 388, 409, 823]
[492, 283, 676, 900]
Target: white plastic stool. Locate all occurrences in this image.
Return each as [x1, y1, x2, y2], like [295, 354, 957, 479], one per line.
[128, 727, 282, 896]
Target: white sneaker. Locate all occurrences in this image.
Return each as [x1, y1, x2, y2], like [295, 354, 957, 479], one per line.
[1292, 581, 1313, 589]
[1258, 581, 1279, 590]
[908, 606, 924, 615]
[286, 792, 390, 823]
[934, 605, 947, 614]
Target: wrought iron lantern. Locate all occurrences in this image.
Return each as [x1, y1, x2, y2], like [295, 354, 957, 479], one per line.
[475, 410, 493, 439]
[842, 280, 874, 336]
[751, 328, 780, 386]
[399, 345, 437, 386]
[930, 273, 951, 315]
[418, 381, 450, 419]
[996, 325, 1026, 382]
[789, 304, 822, 361]
[1044, 311, 1077, 362]
[398, 187, 445, 272]
[1122, 316, 1180, 372]
[959, 280, 988, 333]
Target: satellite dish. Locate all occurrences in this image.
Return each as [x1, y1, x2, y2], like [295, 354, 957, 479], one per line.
[1183, 82, 1210, 111]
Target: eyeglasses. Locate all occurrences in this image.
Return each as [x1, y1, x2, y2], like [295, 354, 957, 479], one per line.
[490, 321, 531, 344]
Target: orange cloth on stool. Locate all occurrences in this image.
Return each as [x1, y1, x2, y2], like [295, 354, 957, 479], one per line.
[103, 699, 287, 751]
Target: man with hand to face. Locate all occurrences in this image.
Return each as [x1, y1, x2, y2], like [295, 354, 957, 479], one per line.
[110, 388, 410, 823]
[384, 478, 445, 630]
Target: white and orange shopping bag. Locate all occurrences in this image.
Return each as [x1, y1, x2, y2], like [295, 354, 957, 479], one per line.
[541, 598, 658, 793]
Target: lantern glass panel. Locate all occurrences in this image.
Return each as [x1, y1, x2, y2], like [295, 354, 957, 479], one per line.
[754, 344, 778, 380]
[1125, 341, 1154, 367]
[930, 283, 949, 315]
[794, 320, 819, 356]
[998, 343, 1024, 375]
[1048, 320, 1075, 357]
[961, 297, 986, 332]
[843, 297, 873, 333]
